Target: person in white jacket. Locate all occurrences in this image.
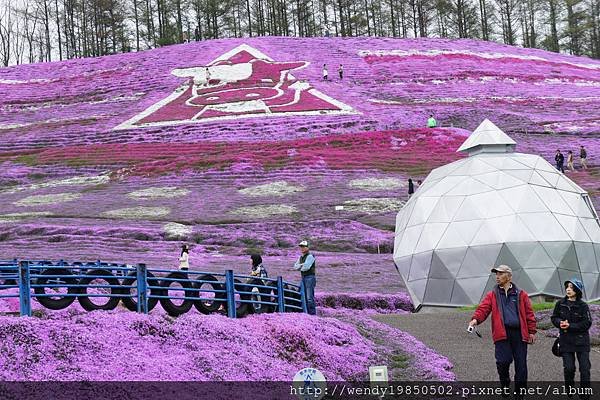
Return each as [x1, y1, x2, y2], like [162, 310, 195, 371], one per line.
[179, 244, 190, 270]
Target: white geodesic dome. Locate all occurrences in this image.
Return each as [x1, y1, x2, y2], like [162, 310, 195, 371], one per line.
[393, 119, 600, 309]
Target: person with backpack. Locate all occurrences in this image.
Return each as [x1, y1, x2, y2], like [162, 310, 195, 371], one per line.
[551, 279, 592, 399]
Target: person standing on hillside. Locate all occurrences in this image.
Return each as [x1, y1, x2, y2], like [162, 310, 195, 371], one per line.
[427, 114, 437, 128]
[205, 67, 211, 85]
[179, 244, 190, 270]
[322, 64, 328, 81]
[293, 240, 316, 315]
[408, 178, 415, 197]
[338, 64, 344, 80]
[468, 265, 537, 398]
[555, 149, 565, 173]
[580, 145, 588, 170]
[551, 279, 592, 400]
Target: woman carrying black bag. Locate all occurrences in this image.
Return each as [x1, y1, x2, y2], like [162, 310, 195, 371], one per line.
[551, 278, 592, 399]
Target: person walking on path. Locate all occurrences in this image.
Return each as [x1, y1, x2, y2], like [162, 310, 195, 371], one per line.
[293, 240, 316, 315]
[338, 64, 344, 80]
[567, 150, 575, 172]
[408, 178, 415, 196]
[580, 145, 588, 170]
[427, 114, 437, 128]
[322, 64, 328, 81]
[551, 279, 592, 400]
[555, 150, 565, 173]
[468, 265, 537, 397]
[179, 244, 190, 270]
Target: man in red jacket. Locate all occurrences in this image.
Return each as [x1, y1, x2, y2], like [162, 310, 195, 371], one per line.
[468, 265, 537, 396]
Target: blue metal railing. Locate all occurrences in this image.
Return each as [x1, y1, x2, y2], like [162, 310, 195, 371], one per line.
[0, 259, 306, 318]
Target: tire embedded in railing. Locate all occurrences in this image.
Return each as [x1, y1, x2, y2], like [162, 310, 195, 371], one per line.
[284, 284, 302, 312]
[160, 272, 196, 317]
[232, 278, 251, 317]
[121, 271, 161, 312]
[33, 268, 79, 310]
[0, 267, 16, 288]
[246, 278, 274, 314]
[77, 269, 121, 311]
[193, 274, 226, 314]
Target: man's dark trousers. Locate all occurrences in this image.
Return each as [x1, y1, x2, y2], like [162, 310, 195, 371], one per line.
[495, 327, 527, 392]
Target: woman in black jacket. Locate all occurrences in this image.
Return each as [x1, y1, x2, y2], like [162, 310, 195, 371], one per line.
[551, 279, 592, 398]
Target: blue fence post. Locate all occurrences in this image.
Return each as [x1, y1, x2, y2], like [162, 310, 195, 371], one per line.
[136, 263, 148, 314]
[277, 276, 285, 313]
[300, 280, 308, 313]
[18, 261, 31, 317]
[225, 270, 236, 318]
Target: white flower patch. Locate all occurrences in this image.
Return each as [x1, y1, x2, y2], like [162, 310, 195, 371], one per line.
[238, 181, 305, 197]
[230, 204, 297, 218]
[342, 198, 405, 214]
[38, 175, 110, 188]
[2, 174, 110, 195]
[0, 211, 54, 223]
[349, 178, 405, 191]
[14, 193, 82, 207]
[0, 123, 31, 130]
[163, 222, 193, 238]
[357, 49, 600, 70]
[104, 206, 171, 219]
[127, 187, 191, 200]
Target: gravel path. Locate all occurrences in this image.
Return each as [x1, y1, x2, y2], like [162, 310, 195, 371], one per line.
[374, 311, 600, 381]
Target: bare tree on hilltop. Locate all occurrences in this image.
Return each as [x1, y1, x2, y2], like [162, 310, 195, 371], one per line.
[0, 0, 600, 65]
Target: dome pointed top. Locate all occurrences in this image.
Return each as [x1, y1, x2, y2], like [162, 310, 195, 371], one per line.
[457, 119, 517, 155]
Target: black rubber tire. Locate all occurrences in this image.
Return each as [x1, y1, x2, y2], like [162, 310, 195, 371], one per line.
[284, 284, 303, 312]
[121, 271, 161, 312]
[193, 274, 226, 314]
[0, 266, 17, 288]
[159, 272, 195, 317]
[33, 268, 78, 310]
[77, 269, 121, 311]
[233, 278, 250, 317]
[265, 281, 281, 312]
[245, 278, 275, 314]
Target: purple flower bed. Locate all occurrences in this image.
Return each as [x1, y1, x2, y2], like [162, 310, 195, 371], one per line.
[1, 37, 599, 382]
[316, 292, 413, 313]
[0, 310, 376, 381]
[321, 308, 455, 381]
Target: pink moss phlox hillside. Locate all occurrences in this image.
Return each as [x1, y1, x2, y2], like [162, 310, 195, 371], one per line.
[0, 310, 375, 381]
[1, 37, 599, 151]
[315, 292, 413, 313]
[11, 128, 465, 176]
[321, 308, 455, 381]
